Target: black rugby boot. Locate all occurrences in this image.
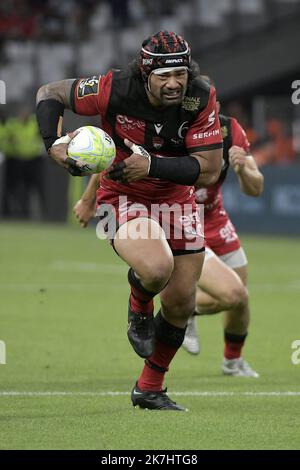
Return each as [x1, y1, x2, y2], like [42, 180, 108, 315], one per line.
[131, 383, 187, 411]
[127, 303, 155, 358]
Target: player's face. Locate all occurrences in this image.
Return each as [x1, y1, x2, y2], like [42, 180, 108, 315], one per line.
[148, 69, 188, 107]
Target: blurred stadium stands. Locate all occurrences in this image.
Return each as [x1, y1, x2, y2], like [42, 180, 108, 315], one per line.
[0, 0, 299, 230]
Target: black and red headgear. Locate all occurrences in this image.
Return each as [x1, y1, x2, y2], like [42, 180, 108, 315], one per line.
[139, 30, 191, 83]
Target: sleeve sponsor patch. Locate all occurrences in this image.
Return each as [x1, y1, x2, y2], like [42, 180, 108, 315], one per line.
[77, 76, 100, 98]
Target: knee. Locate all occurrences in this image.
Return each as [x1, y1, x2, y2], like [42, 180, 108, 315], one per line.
[223, 284, 248, 309]
[139, 257, 174, 292]
[162, 288, 196, 321]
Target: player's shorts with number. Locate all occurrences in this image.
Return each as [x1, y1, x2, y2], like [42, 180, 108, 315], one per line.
[96, 186, 205, 255]
[204, 208, 241, 256]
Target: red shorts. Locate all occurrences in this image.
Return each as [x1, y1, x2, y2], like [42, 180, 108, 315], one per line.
[204, 208, 241, 256]
[96, 187, 205, 255]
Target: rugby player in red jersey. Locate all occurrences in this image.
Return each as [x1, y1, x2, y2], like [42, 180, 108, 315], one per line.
[36, 31, 223, 410]
[182, 80, 264, 377]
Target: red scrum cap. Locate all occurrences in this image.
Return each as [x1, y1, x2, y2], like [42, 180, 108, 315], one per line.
[139, 30, 191, 83]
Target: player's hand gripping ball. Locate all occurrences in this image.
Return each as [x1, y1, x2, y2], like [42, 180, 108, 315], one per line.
[67, 126, 116, 175]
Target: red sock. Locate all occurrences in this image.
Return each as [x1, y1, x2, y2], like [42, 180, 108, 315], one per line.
[137, 340, 178, 391]
[224, 341, 244, 360]
[128, 268, 155, 315]
[130, 290, 154, 315]
[224, 332, 247, 360]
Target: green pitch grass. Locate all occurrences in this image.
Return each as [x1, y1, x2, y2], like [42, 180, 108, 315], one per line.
[0, 222, 300, 450]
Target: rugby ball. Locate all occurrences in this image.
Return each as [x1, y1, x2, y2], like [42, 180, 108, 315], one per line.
[67, 126, 116, 174]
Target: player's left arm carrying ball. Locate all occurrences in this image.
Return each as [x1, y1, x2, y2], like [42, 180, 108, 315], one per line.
[36, 79, 85, 176]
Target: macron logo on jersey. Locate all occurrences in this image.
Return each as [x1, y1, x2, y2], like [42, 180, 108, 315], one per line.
[154, 123, 163, 134]
[192, 129, 220, 140]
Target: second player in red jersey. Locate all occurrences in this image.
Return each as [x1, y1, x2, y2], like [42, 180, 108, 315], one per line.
[183, 86, 264, 377]
[197, 115, 250, 256]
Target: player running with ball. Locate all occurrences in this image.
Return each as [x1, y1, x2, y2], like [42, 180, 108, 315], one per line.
[36, 31, 223, 410]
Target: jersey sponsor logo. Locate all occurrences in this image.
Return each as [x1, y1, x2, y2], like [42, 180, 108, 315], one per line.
[142, 58, 153, 65]
[179, 211, 204, 238]
[181, 96, 201, 111]
[219, 220, 238, 243]
[192, 128, 220, 140]
[77, 76, 99, 98]
[165, 58, 183, 64]
[116, 114, 145, 131]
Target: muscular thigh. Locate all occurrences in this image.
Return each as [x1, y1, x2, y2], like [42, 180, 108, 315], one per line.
[114, 217, 174, 277]
[198, 253, 244, 302]
[219, 248, 248, 286]
[233, 265, 248, 287]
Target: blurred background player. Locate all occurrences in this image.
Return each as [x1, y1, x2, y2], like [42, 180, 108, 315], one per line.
[1, 107, 44, 219]
[36, 31, 223, 410]
[182, 77, 264, 378]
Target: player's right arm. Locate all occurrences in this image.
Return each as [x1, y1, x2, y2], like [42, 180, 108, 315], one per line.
[36, 79, 76, 170]
[36, 79, 75, 108]
[36, 75, 107, 173]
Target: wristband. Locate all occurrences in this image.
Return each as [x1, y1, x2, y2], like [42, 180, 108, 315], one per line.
[149, 155, 201, 185]
[36, 99, 65, 151]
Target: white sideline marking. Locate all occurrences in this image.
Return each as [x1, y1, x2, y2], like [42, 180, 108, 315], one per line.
[3, 261, 126, 274]
[0, 391, 300, 397]
[0, 283, 126, 292]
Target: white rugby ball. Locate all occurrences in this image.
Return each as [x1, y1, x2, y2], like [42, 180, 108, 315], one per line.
[67, 126, 116, 174]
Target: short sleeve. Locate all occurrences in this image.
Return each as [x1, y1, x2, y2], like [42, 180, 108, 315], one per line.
[185, 86, 223, 153]
[230, 117, 250, 153]
[70, 72, 112, 117]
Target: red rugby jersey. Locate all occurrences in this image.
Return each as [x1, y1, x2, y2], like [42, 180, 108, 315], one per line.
[71, 70, 223, 203]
